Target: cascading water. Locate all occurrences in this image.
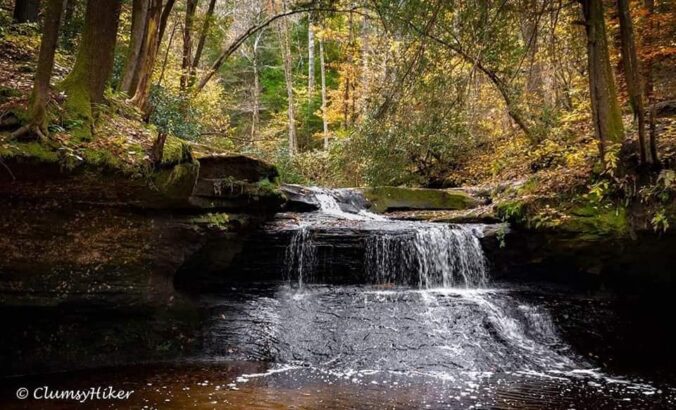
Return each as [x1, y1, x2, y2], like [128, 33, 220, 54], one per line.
[365, 224, 487, 288]
[284, 188, 487, 288]
[308, 187, 386, 221]
[284, 225, 315, 286]
[199, 186, 672, 408]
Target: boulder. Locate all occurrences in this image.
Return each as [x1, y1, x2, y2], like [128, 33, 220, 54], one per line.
[190, 155, 284, 212]
[280, 184, 321, 211]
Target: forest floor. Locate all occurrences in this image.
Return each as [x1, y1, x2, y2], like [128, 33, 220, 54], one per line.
[0, 30, 218, 176]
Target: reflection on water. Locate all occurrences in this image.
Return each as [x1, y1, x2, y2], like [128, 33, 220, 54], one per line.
[2, 283, 675, 409]
[1, 361, 674, 409]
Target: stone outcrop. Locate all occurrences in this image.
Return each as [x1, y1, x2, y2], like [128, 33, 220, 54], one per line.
[0, 152, 283, 375]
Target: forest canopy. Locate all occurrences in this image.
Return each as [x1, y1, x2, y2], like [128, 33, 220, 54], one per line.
[0, 0, 674, 208]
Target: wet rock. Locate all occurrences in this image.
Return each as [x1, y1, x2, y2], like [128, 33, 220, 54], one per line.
[279, 185, 373, 213]
[385, 205, 500, 224]
[280, 184, 320, 211]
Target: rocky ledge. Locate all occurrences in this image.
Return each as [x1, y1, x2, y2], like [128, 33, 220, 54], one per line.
[0, 152, 284, 375]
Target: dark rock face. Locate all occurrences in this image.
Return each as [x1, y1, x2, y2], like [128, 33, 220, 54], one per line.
[0, 154, 283, 375]
[197, 154, 278, 182]
[189, 155, 284, 212]
[480, 227, 676, 291]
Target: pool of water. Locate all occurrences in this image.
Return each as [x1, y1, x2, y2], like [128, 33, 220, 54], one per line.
[2, 282, 675, 409]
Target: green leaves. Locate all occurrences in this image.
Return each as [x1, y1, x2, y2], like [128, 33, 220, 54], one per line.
[148, 85, 201, 141]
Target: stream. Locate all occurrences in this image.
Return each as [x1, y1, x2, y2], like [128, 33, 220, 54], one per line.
[1, 188, 675, 409]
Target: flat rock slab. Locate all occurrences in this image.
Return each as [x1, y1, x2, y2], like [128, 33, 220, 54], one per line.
[363, 186, 480, 213]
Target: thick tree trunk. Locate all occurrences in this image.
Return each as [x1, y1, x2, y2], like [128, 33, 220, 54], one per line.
[180, 0, 198, 90]
[13, 0, 40, 23]
[617, 0, 648, 165]
[278, 3, 298, 156]
[120, 0, 149, 96]
[190, 0, 217, 84]
[11, 0, 63, 140]
[580, 0, 624, 162]
[319, 39, 329, 149]
[60, 0, 122, 139]
[129, 0, 162, 112]
[644, 0, 659, 164]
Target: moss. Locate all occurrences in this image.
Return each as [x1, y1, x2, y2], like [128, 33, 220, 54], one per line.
[160, 136, 193, 167]
[191, 212, 231, 229]
[58, 54, 93, 141]
[152, 161, 199, 200]
[364, 186, 478, 213]
[498, 196, 630, 238]
[0, 141, 59, 163]
[561, 205, 629, 237]
[81, 148, 125, 170]
[255, 178, 279, 194]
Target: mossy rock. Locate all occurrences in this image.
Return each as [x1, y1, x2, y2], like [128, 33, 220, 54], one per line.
[152, 161, 200, 203]
[497, 198, 630, 239]
[161, 136, 194, 167]
[559, 205, 630, 238]
[0, 141, 59, 163]
[363, 186, 479, 213]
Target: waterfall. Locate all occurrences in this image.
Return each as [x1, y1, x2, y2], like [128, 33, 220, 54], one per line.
[309, 187, 385, 221]
[365, 224, 487, 288]
[284, 188, 488, 288]
[285, 222, 487, 288]
[284, 225, 315, 286]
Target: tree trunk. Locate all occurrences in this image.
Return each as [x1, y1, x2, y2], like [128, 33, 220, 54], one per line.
[151, 132, 168, 166]
[644, 0, 659, 165]
[308, 16, 315, 107]
[360, 15, 370, 114]
[180, 0, 198, 90]
[278, 3, 298, 156]
[157, 0, 175, 49]
[250, 32, 262, 143]
[119, 0, 149, 96]
[11, 0, 63, 141]
[520, 0, 545, 108]
[60, 0, 122, 139]
[60, 0, 76, 50]
[580, 0, 624, 162]
[13, 0, 40, 23]
[319, 39, 329, 149]
[129, 0, 162, 112]
[617, 0, 649, 165]
[190, 0, 216, 84]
